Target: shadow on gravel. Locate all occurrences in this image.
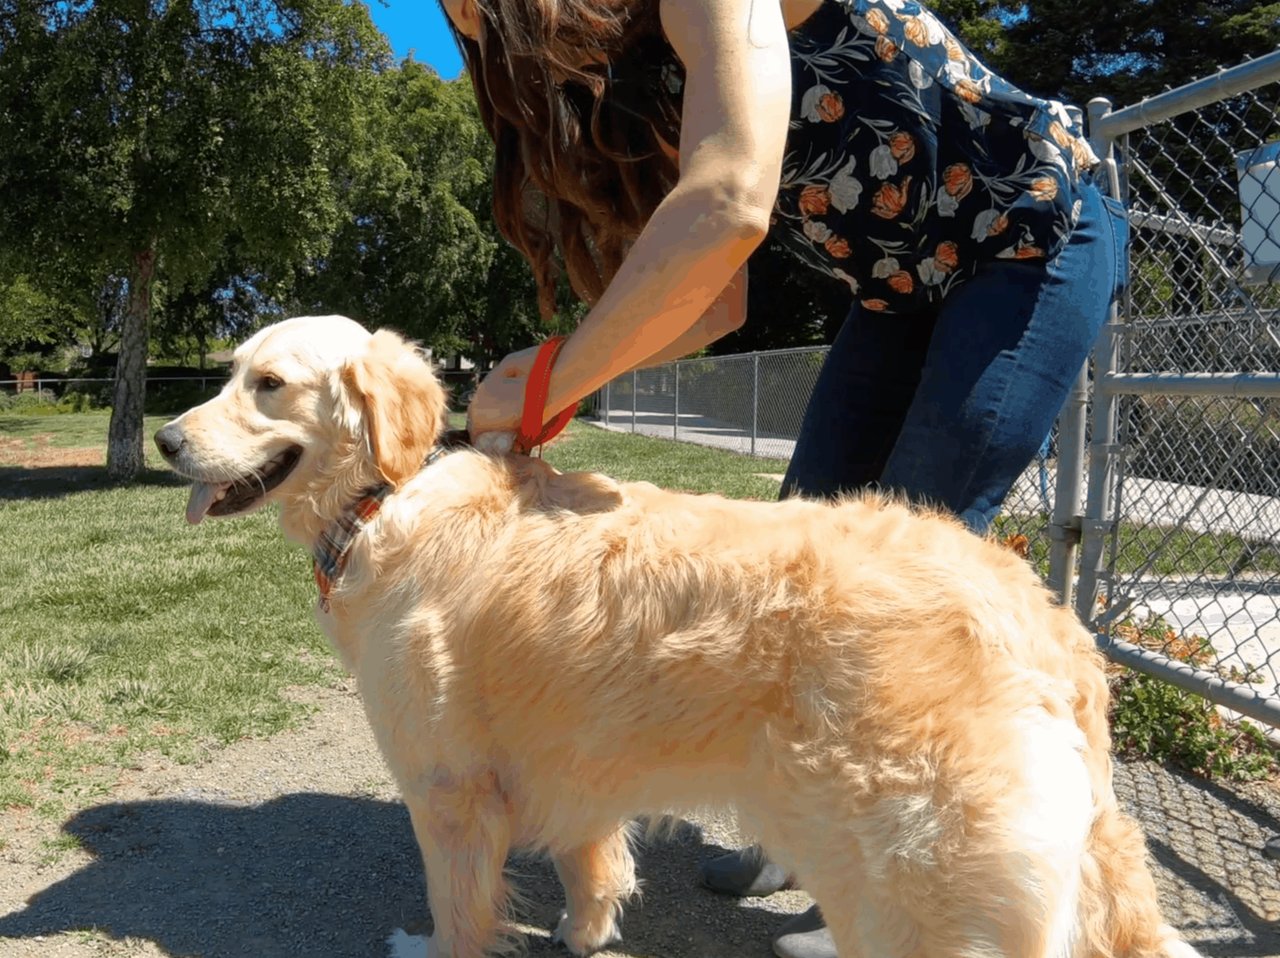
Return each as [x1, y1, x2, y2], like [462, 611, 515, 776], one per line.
[1112, 758, 1280, 957]
[0, 794, 788, 957]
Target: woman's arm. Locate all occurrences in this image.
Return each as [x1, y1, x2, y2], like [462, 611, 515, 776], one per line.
[540, 0, 790, 414]
[636, 264, 747, 369]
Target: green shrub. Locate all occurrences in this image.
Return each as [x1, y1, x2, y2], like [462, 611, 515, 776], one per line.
[1111, 671, 1276, 781]
[7, 391, 59, 413]
[57, 390, 100, 414]
[143, 381, 222, 416]
[1108, 613, 1278, 781]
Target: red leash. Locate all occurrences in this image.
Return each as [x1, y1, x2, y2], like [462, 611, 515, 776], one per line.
[514, 336, 576, 456]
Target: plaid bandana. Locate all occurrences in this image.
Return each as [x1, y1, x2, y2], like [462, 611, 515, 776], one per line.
[312, 484, 390, 613]
[312, 442, 461, 612]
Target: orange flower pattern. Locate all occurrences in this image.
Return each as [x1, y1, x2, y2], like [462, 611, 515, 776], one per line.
[798, 185, 831, 216]
[942, 163, 973, 200]
[764, 0, 1100, 312]
[871, 177, 913, 219]
[888, 132, 916, 163]
[817, 91, 846, 123]
[824, 235, 853, 258]
[887, 270, 915, 294]
[934, 241, 960, 271]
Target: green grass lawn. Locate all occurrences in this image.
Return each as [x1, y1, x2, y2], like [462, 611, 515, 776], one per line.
[0, 412, 332, 815]
[542, 421, 790, 500]
[0, 409, 122, 448]
[0, 413, 788, 817]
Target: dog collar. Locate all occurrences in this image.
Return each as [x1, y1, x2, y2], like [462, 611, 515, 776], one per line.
[312, 483, 390, 613]
[311, 442, 460, 612]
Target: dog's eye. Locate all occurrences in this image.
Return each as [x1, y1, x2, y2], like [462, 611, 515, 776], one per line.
[259, 374, 285, 391]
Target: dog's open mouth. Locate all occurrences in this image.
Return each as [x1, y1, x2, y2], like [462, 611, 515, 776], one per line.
[184, 446, 303, 525]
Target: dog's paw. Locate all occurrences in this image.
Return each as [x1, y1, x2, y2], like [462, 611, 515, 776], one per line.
[552, 910, 622, 957]
[386, 929, 438, 958]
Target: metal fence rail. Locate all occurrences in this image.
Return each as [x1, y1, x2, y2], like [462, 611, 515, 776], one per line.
[594, 50, 1280, 729]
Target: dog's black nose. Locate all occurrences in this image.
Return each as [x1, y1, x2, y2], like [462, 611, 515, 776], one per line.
[154, 424, 185, 460]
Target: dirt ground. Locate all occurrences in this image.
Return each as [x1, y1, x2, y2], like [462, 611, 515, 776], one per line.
[2, 681, 1278, 958]
[0, 436, 102, 470]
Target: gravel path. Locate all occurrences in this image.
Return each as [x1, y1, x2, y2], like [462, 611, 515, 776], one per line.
[2, 680, 1279, 958]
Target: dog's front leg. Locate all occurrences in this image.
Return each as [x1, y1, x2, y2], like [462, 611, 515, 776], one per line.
[551, 824, 637, 956]
[404, 769, 516, 958]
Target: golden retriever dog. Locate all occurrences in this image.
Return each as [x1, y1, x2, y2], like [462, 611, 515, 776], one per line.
[155, 315, 1199, 958]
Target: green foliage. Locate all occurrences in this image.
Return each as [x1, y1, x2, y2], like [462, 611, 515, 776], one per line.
[290, 64, 492, 339]
[0, 276, 86, 357]
[142, 380, 223, 416]
[0, 392, 55, 414]
[1111, 672, 1276, 781]
[0, 0, 392, 478]
[54, 391, 97, 415]
[0, 389, 102, 415]
[289, 62, 562, 364]
[1108, 614, 1277, 782]
[977, 0, 1280, 108]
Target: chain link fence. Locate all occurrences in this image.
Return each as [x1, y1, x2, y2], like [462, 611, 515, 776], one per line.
[1081, 51, 1280, 729]
[598, 348, 825, 461]
[596, 345, 1059, 555]
[593, 50, 1280, 730]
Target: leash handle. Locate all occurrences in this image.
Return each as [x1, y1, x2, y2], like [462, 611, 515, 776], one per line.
[515, 336, 575, 455]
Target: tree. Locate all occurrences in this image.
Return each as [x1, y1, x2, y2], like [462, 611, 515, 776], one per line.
[290, 62, 557, 361]
[0, 0, 389, 479]
[977, 0, 1279, 108]
[0, 276, 86, 363]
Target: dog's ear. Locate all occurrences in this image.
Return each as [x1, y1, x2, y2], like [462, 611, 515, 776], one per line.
[340, 329, 446, 488]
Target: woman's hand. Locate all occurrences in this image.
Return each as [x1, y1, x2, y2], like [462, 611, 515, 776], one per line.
[465, 345, 542, 443]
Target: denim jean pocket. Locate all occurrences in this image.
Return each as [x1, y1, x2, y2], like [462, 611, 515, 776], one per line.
[1100, 192, 1131, 299]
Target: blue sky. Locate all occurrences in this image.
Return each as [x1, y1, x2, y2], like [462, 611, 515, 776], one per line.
[366, 1, 464, 78]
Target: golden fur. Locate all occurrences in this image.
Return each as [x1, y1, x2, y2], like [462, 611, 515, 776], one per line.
[158, 315, 1200, 958]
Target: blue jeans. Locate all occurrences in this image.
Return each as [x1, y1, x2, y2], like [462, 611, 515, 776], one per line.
[780, 178, 1129, 534]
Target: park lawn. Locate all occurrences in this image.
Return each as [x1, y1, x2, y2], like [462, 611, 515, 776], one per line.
[0, 410, 121, 451]
[0, 413, 788, 818]
[0, 412, 328, 816]
[541, 419, 791, 500]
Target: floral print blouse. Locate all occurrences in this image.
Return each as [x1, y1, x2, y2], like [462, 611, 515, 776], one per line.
[768, 0, 1101, 314]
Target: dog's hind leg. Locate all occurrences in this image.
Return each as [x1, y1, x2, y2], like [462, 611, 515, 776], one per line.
[551, 823, 638, 956]
[404, 770, 517, 958]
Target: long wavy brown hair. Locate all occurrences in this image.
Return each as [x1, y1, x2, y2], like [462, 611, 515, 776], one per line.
[444, 0, 685, 318]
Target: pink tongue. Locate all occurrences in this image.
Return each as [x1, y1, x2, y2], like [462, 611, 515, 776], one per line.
[185, 482, 225, 525]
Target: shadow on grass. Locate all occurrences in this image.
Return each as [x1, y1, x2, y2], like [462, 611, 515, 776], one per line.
[0, 795, 788, 958]
[0, 466, 187, 502]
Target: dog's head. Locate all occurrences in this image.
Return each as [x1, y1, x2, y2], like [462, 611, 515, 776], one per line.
[155, 315, 447, 539]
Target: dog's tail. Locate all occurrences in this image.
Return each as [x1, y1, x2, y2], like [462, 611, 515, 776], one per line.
[1075, 798, 1202, 958]
[1060, 607, 1202, 958]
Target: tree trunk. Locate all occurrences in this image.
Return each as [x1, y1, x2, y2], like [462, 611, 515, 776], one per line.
[107, 247, 156, 481]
